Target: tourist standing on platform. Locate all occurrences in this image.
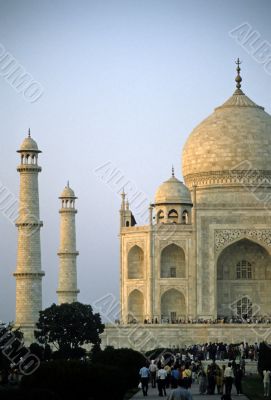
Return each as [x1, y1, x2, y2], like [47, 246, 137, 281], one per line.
[207, 364, 216, 394]
[168, 378, 193, 400]
[216, 365, 223, 395]
[198, 367, 207, 394]
[263, 369, 271, 397]
[224, 362, 234, 396]
[164, 363, 171, 388]
[182, 363, 192, 389]
[157, 364, 167, 397]
[234, 364, 243, 395]
[171, 365, 181, 388]
[139, 363, 150, 397]
[149, 360, 158, 388]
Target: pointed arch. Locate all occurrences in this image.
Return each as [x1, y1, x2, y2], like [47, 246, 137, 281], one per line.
[160, 244, 185, 278]
[168, 209, 178, 222]
[182, 210, 189, 224]
[217, 238, 271, 318]
[157, 209, 164, 222]
[161, 289, 186, 322]
[128, 245, 144, 279]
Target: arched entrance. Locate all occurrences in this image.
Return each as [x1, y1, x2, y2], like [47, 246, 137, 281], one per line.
[217, 238, 271, 319]
[160, 244, 185, 278]
[161, 289, 186, 323]
[128, 246, 144, 279]
[128, 289, 144, 323]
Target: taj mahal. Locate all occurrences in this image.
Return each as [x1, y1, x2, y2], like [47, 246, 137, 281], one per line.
[12, 61, 271, 349]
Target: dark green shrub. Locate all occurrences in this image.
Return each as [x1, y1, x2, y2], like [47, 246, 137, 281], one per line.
[21, 360, 127, 400]
[258, 342, 271, 375]
[91, 346, 146, 388]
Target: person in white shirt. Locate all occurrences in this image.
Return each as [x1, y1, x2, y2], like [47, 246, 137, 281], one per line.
[263, 369, 271, 397]
[224, 363, 234, 396]
[157, 365, 167, 397]
[149, 360, 158, 388]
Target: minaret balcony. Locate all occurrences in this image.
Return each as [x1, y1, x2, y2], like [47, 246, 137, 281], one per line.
[17, 164, 42, 173]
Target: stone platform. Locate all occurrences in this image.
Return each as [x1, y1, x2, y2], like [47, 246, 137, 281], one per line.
[101, 323, 271, 351]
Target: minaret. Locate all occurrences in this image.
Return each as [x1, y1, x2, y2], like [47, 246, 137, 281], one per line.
[57, 182, 79, 304]
[13, 130, 45, 343]
[119, 190, 136, 228]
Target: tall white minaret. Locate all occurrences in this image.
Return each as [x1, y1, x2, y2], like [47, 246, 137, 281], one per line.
[57, 182, 79, 304]
[13, 130, 45, 343]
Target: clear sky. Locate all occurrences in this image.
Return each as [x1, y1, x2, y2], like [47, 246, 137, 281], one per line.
[0, 0, 270, 323]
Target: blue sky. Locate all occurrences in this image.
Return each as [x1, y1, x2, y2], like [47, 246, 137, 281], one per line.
[0, 0, 270, 322]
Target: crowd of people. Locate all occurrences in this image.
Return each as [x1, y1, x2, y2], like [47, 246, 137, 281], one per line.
[138, 342, 261, 398]
[139, 357, 245, 398]
[161, 342, 259, 362]
[136, 316, 271, 324]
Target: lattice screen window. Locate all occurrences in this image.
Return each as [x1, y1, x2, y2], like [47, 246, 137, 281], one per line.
[236, 260, 252, 279]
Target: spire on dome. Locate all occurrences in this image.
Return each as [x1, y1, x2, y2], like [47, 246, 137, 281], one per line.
[28, 128, 31, 138]
[172, 165, 175, 177]
[67, 180, 70, 188]
[234, 58, 244, 94]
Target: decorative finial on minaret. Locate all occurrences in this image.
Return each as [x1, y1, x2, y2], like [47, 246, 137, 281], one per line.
[172, 165, 175, 177]
[235, 58, 242, 90]
[28, 128, 31, 138]
[121, 188, 126, 210]
[67, 180, 69, 188]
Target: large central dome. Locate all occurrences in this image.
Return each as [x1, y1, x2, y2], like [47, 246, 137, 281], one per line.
[182, 68, 271, 189]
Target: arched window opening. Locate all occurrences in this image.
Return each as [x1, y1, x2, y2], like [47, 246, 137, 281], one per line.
[128, 246, 144, 279]
[128, 290, 144, 323]
[157, 210, 164, 222]
[168, 209, 178, 222]
[161, 289, 186, 323]
[182, 210, 189, 224]
[126, 221, 130, 227]
[236, 260, 252, 279]
[236, 296, 252, 318]
[160, 244, 185, 278]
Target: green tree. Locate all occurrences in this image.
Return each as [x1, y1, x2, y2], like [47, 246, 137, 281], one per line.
[35, 302, 104, 359]
[258, 342, 271, 374]
[91, 346, 147, 388]
[0, 323, 23, 381]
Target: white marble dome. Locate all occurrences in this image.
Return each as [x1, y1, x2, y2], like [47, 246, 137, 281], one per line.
[182, 88, 271, 187]
[59, 184, 76, 199]
[19, 135, 39, 152]
[155, 174, 192, 204]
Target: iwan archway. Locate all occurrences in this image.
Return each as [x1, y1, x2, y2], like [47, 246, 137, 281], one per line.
[217, 239, 271, 319]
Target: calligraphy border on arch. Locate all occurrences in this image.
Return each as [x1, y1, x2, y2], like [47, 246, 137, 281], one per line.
[215, 229, 271, 253]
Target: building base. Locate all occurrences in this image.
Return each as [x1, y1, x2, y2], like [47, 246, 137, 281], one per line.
[101, 323, 271, 352]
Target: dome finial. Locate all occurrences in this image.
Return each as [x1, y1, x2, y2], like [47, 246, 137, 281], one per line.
[28, 128, 31, 138]
[67, 180, 69, 188]
[235, 58, 242, 90]
[172, 165, 175, 177]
